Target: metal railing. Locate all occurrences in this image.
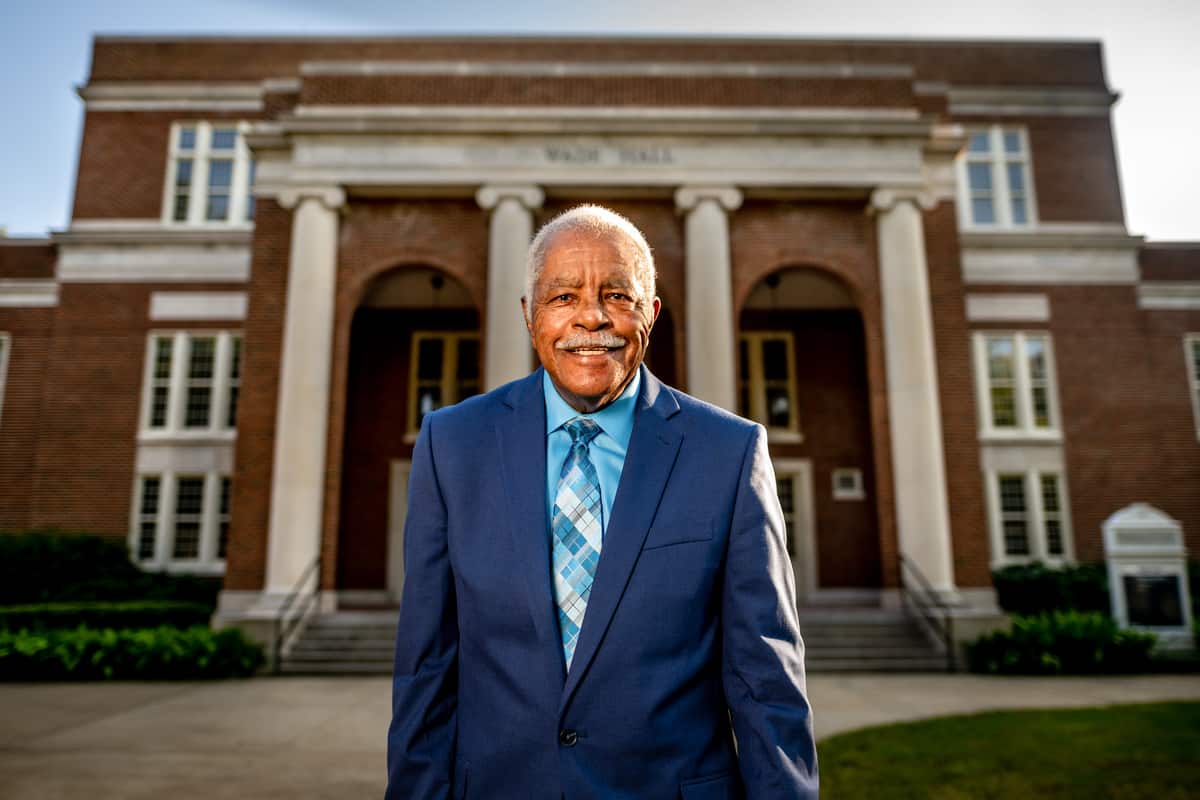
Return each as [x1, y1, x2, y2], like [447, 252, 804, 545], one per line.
[898, 553, 956, 672]
[273, 555, 322, 674]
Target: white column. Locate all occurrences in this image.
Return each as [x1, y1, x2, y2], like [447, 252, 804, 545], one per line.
[477, 184, 543, 390]
[263, 185, 345, 599]
[675, 186, 742, 412]
[870, 188, 957, 598]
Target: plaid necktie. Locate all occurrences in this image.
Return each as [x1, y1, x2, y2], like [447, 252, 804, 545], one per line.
[552, 417, 603, 671]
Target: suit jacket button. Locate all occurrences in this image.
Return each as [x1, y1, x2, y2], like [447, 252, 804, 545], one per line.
[559, 729, 578, 747]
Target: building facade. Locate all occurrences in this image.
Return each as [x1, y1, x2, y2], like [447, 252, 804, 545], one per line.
[1, 36, 1197, 632]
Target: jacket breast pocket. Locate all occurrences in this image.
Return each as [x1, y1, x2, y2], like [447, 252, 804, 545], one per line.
[680, 772, 736, 800]
[643, 514, 715, 551]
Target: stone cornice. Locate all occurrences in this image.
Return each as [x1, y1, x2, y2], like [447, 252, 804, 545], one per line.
[947, 86, 1118, 117]
[299, 60, 915, 79]
[960, 224, 1142, 251]
[53, 221, 253, 246]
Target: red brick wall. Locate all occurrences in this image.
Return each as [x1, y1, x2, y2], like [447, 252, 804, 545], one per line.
[0, 307, 54, 530]
[953, 114, 1126, 225]
[0, 241, 56, 279]
[72, 110, 259, 221]
[26, 282, 239, 537]
[223, 200, 290, 591]
[88, 37, 1108, 89]
[925, 203, 992, 588]
[969, 285, 1200, 561]
[1140, 244, 1200, 281]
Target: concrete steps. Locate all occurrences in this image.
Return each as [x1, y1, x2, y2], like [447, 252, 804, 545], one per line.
[280, 607, 949, 675]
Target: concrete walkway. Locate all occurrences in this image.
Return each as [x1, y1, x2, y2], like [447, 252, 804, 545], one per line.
[1, 673, 1197, 799]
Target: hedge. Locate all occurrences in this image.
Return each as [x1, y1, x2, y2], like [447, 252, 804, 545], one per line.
[967, 610, 1156, 675]
[0, 601, 213, 632]
[0, 626, 264, 680]
[0, 531, 221, 606]
[991, 562, 1110, 616]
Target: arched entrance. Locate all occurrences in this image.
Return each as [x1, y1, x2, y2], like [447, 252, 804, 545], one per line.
[336, 266, 481, 604]
[739, 267, 882, 604]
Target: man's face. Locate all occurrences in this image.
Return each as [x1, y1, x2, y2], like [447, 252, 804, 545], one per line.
[523, 227, 660, 414]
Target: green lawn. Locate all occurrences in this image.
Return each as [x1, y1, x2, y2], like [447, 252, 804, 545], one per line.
[818, 702, 1200, 799]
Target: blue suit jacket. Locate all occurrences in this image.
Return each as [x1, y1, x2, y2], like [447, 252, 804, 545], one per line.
[386, 367, 817, 800]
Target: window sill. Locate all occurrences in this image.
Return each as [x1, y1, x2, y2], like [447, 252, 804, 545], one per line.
[139, 430, 237, 445]
[978, 431, 1062, 445]
[139, 561, 226, 576]
[991, 556, 1072, 569]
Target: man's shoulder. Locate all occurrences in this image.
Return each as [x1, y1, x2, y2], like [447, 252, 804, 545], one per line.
[651, 375, 760, 439]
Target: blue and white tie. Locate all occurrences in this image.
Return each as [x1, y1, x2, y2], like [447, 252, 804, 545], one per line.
[552, 417, 603, 671]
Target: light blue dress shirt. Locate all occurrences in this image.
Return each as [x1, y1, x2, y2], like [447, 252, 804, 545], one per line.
[544, 368, 640, 540]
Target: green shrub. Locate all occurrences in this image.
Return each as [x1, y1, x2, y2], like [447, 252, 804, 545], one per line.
[0, 531, 220, 606]
[0, 626, 265, 680]
[991, 562, 1110, 616]
[0, 601, 212, 631]
[967, 610, 1156, 675]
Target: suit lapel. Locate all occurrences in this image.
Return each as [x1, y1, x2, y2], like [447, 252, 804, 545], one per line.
[495, 369, 566, 690]
[560, 368, 683, 713]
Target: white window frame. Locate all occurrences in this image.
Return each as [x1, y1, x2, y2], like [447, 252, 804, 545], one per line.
[128, 471, 229, 574]
[972, 331, 1062, 441]
[739, 331, 803, 443]
[831, 467, 865, 501]
[139, 330, 242, 441]
[0, 332, 10, 427]
[407, 331, 481, 437]
[956, 125, 1039, 230]
[1185, 334, 1200, 441]
[984, 468, 1074, 568]
[161, 121, 255, 227]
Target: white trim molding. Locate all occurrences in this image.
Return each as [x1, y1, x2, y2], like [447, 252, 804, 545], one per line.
[0, 279, 58, 308]
[771, 458, 818, 603]
[78, 81, 264, 112]
[961, 225, 1142, 285]
[56, 242, 251, 283]
[966, 293, 1050, 322]
[0, 332, 9, 427]
[150, 292, 248, 321]
[1185, 334, 1200, 441]
[1138, 283, 1200, 311]
[948, 87, 1118, 117]
[301, 60, 915, 79]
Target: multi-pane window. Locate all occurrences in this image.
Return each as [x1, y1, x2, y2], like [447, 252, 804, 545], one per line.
[959, 126, 1037, 229]
[408, 332, 481, 433]
[738, 332, 800, 437]
[1186, 335, 1200, 440]
[132, 473, 230, 571]
[0, 332, 10, 426]
[136, 476, 161, 561]
[142, 332, 242, 435]
[974, 332, 1059, 436]
[163, 122, 255, 225]
[172, 477, 205, 560]
[989, 470, 1071, 564]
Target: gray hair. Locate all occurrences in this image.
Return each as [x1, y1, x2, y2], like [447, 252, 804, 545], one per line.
[524, 205, 657, 322]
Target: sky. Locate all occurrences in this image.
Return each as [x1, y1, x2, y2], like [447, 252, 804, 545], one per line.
[0, 0, 1196, 240]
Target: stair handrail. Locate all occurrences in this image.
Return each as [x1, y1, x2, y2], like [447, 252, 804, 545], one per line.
[898, 553, 956, 672]
[273, 554, 322, 674]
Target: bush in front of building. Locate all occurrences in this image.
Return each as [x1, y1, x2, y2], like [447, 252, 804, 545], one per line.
[966, 610, 1156, 675]
[0, 601, 213, 632]
[0, 530, 221, 607]
[991, 562, 1110, 616]
[0, 626, 264, 681]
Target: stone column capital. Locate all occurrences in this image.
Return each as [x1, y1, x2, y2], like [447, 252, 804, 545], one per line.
[277, 185, 346, 212]
[868, 186, 938, 215]
[476, 184, 545, 211]
[674, 185, 743, 213]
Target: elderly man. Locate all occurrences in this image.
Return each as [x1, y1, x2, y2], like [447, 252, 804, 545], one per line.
[386, 205, 817, 799]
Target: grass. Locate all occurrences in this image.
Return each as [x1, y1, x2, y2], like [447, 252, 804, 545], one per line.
[818, 702, 1200, 799]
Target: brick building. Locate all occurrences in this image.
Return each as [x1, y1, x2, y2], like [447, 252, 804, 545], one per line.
[1, 35, 1197, 652]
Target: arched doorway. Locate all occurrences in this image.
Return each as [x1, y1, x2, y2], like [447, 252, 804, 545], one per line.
[739, 267, 881, 604]
[336, 267, 481, 604]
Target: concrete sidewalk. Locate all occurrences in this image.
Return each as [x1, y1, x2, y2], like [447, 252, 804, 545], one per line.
[1, 673, 1197, 799]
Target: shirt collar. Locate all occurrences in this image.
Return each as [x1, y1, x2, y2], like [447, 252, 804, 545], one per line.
[543, 366, 641, 449]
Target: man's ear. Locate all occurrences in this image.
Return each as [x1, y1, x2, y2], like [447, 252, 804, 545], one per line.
[521, 297, 533, 335]
[649, 296, 662, 328]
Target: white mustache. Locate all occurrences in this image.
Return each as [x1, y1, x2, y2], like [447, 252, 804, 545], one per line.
[557, 333, 627, 350]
